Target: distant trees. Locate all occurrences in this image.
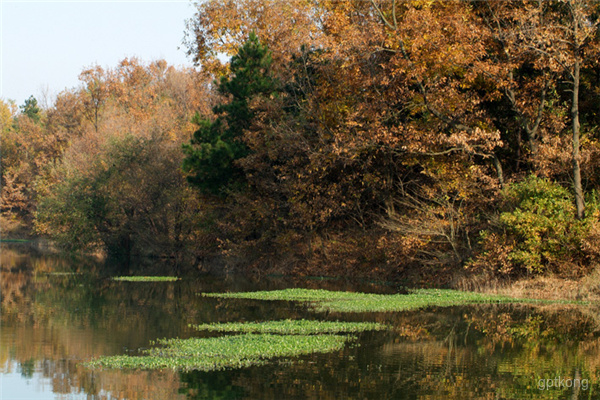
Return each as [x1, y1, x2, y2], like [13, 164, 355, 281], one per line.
[0, 96, 60, 223]
[32, 59, 209, 259]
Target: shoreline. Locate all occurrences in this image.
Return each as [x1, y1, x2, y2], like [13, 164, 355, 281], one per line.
[3, 235, 599, 303]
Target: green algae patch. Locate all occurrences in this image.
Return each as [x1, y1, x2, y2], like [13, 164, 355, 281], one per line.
[112, 276, 180, 282]
[202, 288, 523, 313]
[190, 319, 388, 334]
[85, 333, 351, 371]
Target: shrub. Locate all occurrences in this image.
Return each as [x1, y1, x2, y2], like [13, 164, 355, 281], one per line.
[470, 176, 600, 277]
[35, 134, 202, 259]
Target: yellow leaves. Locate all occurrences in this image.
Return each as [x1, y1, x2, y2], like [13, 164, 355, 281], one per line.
[0, 99, 17, 133]
[188, 0, 326, 76]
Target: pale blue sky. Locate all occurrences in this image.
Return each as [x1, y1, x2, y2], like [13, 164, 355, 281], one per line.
[1, 0, 196, 107]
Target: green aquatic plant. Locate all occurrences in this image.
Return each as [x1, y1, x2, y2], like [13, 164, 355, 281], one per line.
[202, 288, 524, 313]
[112, 276, 180, 282]
[84, 289, 542, 373]
[190, 319, 388, 334]
[85, 333, 351, 371]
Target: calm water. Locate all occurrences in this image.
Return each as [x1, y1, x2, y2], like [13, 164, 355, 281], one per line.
[2, 245, 600, 399]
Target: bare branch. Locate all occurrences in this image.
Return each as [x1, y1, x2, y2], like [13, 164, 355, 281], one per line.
[369, 0, 395, 31]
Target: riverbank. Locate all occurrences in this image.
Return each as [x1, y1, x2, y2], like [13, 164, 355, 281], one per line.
[3, 231, 599, 303]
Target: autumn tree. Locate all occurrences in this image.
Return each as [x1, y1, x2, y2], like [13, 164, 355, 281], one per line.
[184, 0, 325, 76]
[0, 96, 59, 224]
[470, 1, 562, 176]
[465, 0, 600, 276]
[0, 99, 27, 219]
[79, 66, 108, 132]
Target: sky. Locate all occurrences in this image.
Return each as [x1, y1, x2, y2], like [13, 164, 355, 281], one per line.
[0, 0, 197, 107]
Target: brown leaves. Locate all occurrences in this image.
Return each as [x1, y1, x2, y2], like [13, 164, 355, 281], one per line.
[185, 0, 326, 77]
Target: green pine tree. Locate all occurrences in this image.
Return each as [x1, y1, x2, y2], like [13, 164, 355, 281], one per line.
[20, 95, 41, 123]
[183, 32, 277, 194]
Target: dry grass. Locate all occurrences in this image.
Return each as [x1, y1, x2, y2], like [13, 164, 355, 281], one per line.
[457, 267, 600, 301]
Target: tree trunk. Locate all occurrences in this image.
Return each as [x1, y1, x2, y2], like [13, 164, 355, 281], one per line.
[572, 60, 585, 219]
[492, 154, 504, 190]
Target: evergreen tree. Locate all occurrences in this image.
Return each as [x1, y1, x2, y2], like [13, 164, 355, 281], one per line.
[183, 32, 277, 194]
[20, 95, 41, 123]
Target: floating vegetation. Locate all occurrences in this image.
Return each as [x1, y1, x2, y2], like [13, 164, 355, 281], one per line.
[85, 334, 351, 371]
[86, 289, 524, 372]
[112, 276, 180, 282]
[202, 288, 524, 313]
[190, 319, 388, 335]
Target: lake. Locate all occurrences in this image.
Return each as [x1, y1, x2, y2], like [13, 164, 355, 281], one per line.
[1, 244, 599, 399]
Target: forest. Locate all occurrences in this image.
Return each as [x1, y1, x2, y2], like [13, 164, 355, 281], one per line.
[2, 0, 600, 287]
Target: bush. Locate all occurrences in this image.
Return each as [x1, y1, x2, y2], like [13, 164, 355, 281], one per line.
[470, 176, 600, 277]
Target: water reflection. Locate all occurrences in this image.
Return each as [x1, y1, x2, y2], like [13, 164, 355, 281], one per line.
[2, 245, 600, 399]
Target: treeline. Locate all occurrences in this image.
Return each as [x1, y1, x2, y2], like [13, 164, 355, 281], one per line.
[1, 59, 212, 262]
[2, 0, 600, 283]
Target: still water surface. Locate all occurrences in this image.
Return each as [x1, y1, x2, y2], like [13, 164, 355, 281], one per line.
[2, 245, 600, 399]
